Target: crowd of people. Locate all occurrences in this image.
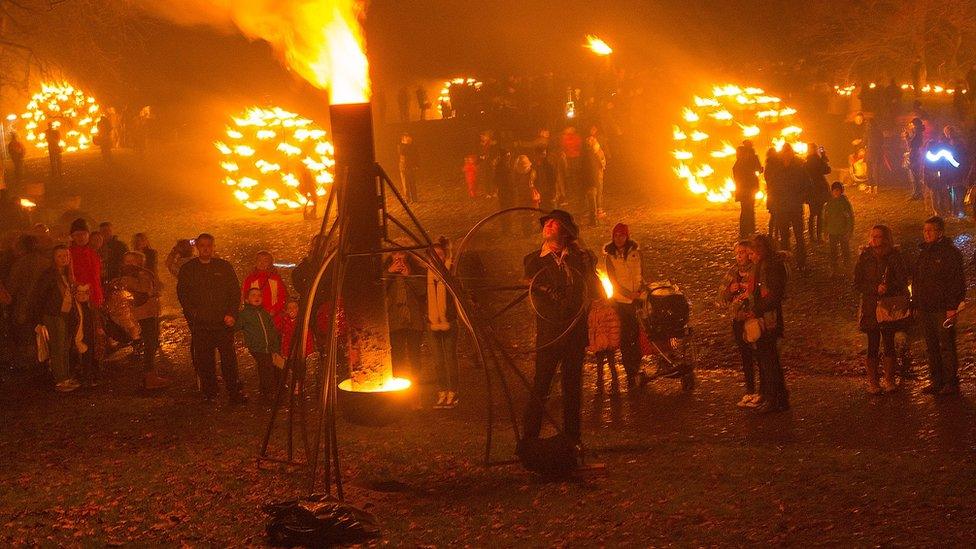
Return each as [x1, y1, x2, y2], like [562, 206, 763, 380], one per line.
[0, 220, 464, 410]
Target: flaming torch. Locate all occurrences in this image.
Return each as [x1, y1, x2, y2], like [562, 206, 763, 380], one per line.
[17, 82, 100, 153]
[597, 270, 614, 299]
[585, 34, 613, 56]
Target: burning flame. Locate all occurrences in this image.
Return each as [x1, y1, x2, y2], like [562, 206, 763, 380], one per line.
[216, 106, 335, 212]
[585, 34, 613, 56]
[19, 198, 36, 209]
[597, 269, 614, 299]
[437, 77, 483, 118]
[673, 84, 809, 204]
[140, 1, 370, 104]
[340, 376, 412, 393]
[17, 82, 100, 153]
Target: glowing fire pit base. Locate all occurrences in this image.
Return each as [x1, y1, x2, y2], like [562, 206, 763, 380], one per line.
[337, 378, 413, 427]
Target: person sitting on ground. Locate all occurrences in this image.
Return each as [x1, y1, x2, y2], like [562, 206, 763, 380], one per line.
[822, 181, 855, 276]
[720, 240, 758, 407]
[853, 225, 910, 394]
[237, 287, 282, 403]
[241, 250, 287, 317]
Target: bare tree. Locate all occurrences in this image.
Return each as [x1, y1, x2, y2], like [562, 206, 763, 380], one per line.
[805, 0, 976, 82]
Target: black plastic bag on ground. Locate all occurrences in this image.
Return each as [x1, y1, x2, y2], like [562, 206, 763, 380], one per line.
[516, 434, 579, 479]
[263, 493, 381, 547]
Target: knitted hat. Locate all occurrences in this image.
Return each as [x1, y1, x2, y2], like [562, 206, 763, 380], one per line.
[69, 218, 89, 235]
[612, 222, 630, 238]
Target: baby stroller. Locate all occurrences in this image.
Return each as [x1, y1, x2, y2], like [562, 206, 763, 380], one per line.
[637, 281, 697, 391]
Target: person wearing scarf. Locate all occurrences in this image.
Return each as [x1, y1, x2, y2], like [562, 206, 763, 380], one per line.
[427, 237, 459, 408]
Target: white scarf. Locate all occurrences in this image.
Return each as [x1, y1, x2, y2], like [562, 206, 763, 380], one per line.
[427, 259, 452, 331]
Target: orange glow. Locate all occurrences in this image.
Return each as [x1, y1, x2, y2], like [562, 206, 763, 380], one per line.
[596, 270, 614, 299]
[216, 107, 334, 212]
[585, 34, 613, 55]
[339, 376, 411, 393]
[673, 84, 809, 204]
[17, 82, 100, 153]
[19, 198, 37, 209]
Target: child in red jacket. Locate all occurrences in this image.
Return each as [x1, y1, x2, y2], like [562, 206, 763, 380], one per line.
[241, 251, 286, 317]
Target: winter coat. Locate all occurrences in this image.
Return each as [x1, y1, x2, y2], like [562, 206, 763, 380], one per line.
[70, 244, 103, 306]
[385, 268, 426, 333]
[752, 256, 787, 338]
[603, 241, 642, 304]
[118, 264, 161, 321]
[99, 236, 129, 282]
[804, 154, 831, 206]
[719, 263, 753, 321]
[512, 165, 538, 207]
[777, 160, 810, 215]
[6, 251, 50, 325]
[582, 139, 606, 190]
[853, 246, 911, 331]
[822, 195, 854, 236]
[524, 244, 601, 342]
[29, 266, 74, 323]
[275, 313, 314, 357]
[176, 257, 241, 331]
[732, 149, 762, 201]
[763, 157, 784, 213]
[237, 303, 280, 354]
[912, 237, 966, 313]
[241, 269, 287, 317]
[427, 263, 456, 331]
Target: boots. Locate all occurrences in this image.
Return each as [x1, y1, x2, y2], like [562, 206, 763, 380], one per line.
[865, 357, 882, 395]
[143, 369, 172, 390]
[881, 357, 898, 392]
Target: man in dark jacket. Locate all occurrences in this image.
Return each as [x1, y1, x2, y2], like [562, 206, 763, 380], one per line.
[177, 233, 246, 403]
[913, 217, 966, 395]
[522, 210, 600, 447]
[732, 141, 762, 238]
[98, 221, 128, 283]
[776, 145, 810, 270]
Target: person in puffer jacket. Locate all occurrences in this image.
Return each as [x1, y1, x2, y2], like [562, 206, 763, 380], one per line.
[603, 222, 644, 389]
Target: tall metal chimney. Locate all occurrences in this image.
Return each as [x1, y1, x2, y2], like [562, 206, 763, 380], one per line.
[328, 103, 392, 387]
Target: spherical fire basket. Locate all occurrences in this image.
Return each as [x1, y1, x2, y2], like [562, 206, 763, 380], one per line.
[337, 378, 413, 427]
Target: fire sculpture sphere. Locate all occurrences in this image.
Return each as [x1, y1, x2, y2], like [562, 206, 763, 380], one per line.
[18, 82, 100, 153]
[672, 84, 807, 203]
[216, 107, 335, 212]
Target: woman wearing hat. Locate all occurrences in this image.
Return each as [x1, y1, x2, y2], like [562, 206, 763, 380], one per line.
[522, 209, 601, 447]
[603, 222, 644, 389]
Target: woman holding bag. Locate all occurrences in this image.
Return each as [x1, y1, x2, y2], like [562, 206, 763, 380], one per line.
[853, 225, 911, 394]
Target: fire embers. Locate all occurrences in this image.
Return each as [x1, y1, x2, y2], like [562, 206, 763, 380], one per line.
[216, 107, 335, 212]
[672, 84, 807, 203]
[18, 82, 100, 153]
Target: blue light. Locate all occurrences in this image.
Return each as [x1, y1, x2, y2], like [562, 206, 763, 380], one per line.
[925, 149, 960, 168]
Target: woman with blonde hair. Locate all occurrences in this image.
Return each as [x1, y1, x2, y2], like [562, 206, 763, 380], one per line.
[30, 245, 80, 392]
